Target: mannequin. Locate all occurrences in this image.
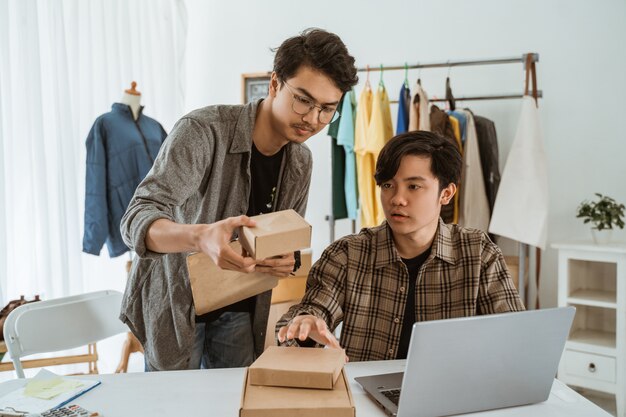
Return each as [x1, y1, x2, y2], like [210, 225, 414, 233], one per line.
[84, 82, 167, 258]
[120, 81, 142, 120]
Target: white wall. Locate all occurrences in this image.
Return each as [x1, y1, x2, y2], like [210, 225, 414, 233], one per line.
[183, 0, 626, 308]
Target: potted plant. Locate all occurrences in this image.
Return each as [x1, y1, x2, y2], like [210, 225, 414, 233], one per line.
[576, 193, 625, 243]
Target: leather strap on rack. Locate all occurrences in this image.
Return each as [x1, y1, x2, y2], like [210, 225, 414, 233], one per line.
[524, 53, 538, 105]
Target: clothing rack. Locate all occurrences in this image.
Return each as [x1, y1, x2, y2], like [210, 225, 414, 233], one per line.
[358, 53, 542, 103]
[357, 53, 539, 72]
[329, 53, 543, 307]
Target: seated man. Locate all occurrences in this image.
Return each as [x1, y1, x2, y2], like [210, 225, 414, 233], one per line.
[277, 130, 524, 361]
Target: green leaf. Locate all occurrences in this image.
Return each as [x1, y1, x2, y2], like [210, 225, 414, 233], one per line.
[577, 193, 625, 230]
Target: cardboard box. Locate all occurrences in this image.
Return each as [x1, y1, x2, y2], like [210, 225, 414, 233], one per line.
[240, 367, 355, 417]
[270, 251, 312, 304]
[295, 250, 312, 277]
[187, 241, 278, 315]
[239, 210, 311, 260]
[504, 255, 528, 291]
[264, 301, 299, 350]
[248, 346, 345, 389]
[270, 277, 307, 304]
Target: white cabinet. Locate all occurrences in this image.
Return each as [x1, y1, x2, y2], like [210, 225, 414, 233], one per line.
[554, 242, 626, 417]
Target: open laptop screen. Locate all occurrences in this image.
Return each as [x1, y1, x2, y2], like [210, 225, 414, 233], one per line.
[356, 307, 575, 417]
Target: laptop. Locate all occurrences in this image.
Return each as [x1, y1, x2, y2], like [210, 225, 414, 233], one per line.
[355, 307, 575, 417]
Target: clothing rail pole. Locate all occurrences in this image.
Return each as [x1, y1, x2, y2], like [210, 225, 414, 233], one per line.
[357, 53, 539, 72]
[429, 91, 543, 101]
[388, 91, 543, 105]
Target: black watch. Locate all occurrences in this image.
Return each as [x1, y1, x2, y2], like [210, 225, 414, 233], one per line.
[292, 250, 302, 273]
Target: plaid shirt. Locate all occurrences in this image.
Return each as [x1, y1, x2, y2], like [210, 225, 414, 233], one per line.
[276, 219, 524, 361]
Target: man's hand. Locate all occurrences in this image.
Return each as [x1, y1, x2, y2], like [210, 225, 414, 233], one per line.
[255, 252, 296, 277]
[196, 215, 257, 273]
[277, 315, 341, 349]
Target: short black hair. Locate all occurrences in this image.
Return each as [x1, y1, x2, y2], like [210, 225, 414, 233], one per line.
[374, 131, 462, 192]
[272, 28, 358, 93]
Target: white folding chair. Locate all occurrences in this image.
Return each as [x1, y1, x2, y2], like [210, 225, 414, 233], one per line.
[2, 290, 129, 378]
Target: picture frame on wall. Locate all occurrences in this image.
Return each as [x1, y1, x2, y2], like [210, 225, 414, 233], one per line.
[241, 72, 271, 104]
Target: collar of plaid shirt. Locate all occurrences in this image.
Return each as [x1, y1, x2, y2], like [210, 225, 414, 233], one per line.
[373, 218, 457, 269]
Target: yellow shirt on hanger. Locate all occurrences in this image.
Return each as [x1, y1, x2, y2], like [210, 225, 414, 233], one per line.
[448, 115, 463, 223]
[356, 85, 394, 228]
[354, 86, 374, 227]
[449, 115, 461, 145]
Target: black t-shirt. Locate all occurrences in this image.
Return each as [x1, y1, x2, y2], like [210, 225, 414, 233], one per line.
[196, 143, 284, 324]
[396, 247, 432, 359]
[247, 144, 284, 217]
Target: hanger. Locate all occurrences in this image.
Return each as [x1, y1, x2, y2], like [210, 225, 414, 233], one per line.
[403, 62, 410, 89]
[378, 64, 385, 90]
[364, 65, 371, 91]
[417, 63, 422, 86]
[125, 81, 141, 96]
[445, 63, 455, 111]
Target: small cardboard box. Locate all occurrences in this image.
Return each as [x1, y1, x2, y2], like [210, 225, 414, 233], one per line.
[248, 346, 345, 389]
[240, 367, 355, 417]
[187, 241, 279, 315]
[239, 209, 311, 260]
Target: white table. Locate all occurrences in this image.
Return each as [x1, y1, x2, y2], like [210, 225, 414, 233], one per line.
[0, 360, 612, 417]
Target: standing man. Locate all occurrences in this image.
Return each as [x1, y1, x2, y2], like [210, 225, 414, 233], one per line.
[277, 131, 524, 361]
[120, 28, 358, 371]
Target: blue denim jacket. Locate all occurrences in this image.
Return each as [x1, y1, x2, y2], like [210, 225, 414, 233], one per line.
[83, 103, 166, 257]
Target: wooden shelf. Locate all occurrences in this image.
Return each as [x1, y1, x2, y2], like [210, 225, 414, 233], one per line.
[568, 290, 617, 309]
[568, 330, 616, 355]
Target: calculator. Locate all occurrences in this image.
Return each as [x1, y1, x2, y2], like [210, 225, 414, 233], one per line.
[40, 404, 101, 417]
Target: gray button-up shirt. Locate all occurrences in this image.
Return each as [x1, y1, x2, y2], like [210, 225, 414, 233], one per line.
[120, 100, 312, 370]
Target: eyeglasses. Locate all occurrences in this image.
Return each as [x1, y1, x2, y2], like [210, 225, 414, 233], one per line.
[282, 81, 340, 124]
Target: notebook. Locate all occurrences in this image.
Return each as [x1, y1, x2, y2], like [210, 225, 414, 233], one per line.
[0, 369, 100, 414]
[355, 307, 575, 417]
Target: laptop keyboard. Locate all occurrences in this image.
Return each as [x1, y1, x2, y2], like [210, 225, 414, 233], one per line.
[381, 388, 401, 405]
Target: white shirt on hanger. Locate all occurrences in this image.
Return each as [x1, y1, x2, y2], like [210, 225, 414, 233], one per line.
[458, 110, 490, 232]
[489, 96, 548, 250]
[408, 82, 430, 132]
